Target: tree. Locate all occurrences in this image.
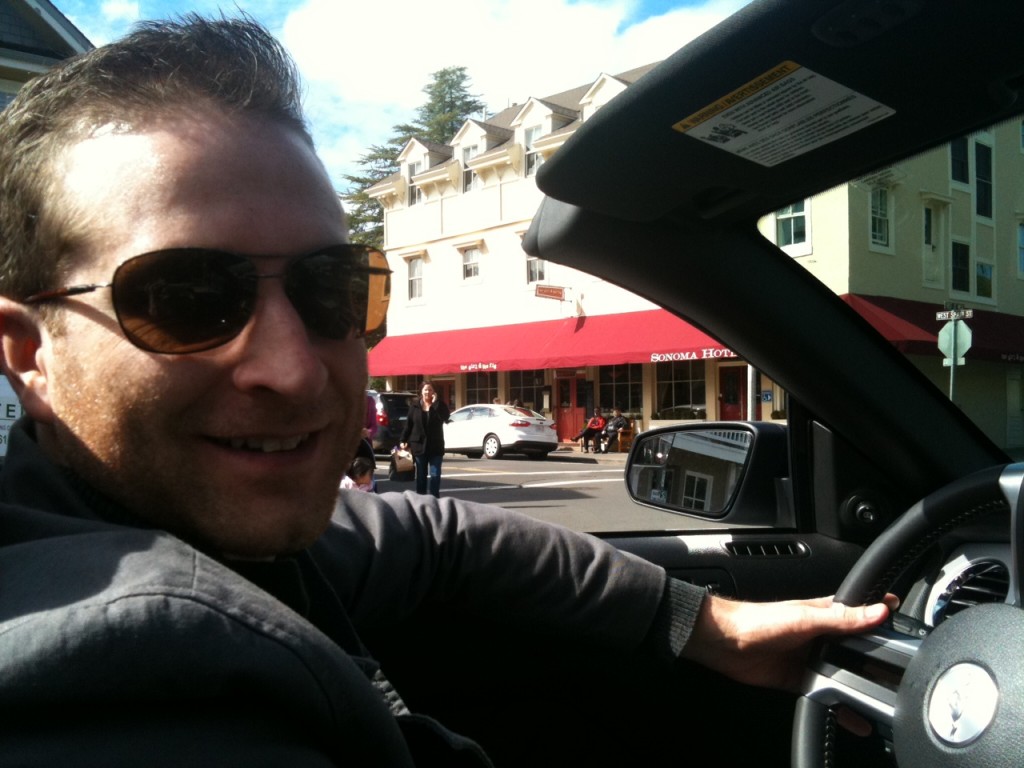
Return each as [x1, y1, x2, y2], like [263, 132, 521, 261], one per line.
[343, 66, 485, 250]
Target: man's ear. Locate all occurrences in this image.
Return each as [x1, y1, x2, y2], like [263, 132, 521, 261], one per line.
[0, 298, 55, 424]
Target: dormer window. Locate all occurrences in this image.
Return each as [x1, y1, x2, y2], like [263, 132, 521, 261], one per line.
[525, 126, 544, 177]
[407, 162, 422, 206]
[462, 145, 479, 192]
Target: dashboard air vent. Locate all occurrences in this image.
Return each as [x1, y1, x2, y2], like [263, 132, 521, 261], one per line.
[932, 560, 1009, 624]
[725, 540, 808, 558]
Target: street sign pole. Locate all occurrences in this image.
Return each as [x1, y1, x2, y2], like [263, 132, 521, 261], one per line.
[949, 321, 957, 402]
[936, 307, 974, 402]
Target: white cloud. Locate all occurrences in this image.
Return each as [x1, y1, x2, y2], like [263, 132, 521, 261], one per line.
[101, 0, 140, 23]
[281, 0, 747, 191]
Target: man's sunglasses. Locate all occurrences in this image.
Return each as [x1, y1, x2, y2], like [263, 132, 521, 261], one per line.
[25, 244, 391, 354]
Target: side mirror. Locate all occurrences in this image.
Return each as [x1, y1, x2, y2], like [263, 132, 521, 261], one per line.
[626, 422, 789, 524]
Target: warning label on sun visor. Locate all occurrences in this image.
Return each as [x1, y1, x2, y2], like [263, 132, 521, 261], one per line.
[673, 61, 894, 167]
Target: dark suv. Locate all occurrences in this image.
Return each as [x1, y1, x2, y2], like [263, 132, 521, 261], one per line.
[368, 390, 414, 455]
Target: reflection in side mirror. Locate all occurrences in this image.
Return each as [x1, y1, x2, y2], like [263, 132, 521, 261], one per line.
[627, 427, 752, 517]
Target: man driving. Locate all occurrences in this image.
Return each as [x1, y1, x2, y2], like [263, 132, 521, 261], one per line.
[0, 16, 892, 764]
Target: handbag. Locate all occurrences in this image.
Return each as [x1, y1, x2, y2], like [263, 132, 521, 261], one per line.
[389, 448, 415, 481]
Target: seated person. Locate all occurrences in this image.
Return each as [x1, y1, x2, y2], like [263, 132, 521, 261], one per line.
[600, 407, 630, 453]
[341, 456, 376, 492]
[572, 408, 606, 452]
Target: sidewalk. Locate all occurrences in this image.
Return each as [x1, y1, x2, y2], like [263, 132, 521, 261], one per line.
[550, 442, 628, 464]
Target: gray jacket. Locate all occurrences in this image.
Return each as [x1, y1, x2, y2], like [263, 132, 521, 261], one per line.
[0, 420, 702, 764]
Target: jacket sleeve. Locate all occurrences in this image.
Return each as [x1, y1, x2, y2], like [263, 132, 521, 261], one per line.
[400, 407, 415, 444]
[312, 492, 681, 654]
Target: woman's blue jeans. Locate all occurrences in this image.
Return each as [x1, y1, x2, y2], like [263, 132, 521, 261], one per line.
[414, 453, 443, 497]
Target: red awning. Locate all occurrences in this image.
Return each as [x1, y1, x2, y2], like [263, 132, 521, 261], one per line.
[368, 310, 734, 376]
[842, 294, 1024, 363]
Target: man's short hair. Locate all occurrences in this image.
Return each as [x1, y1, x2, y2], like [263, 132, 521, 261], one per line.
[0, 14, 311, 304]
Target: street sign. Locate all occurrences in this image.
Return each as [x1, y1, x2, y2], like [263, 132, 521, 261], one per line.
[535, 285, 566, 301]
[938, 319, 972, 365]
[936, 309, 974, 321]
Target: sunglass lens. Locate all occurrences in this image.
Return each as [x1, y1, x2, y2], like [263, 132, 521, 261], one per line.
[286, 247, 386, 340]
[112, 250, 256, 353]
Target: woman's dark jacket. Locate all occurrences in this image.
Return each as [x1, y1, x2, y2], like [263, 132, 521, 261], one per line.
[401, 399, 451, 457]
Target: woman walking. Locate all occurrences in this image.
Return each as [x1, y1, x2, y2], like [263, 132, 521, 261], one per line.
[400, 382, 451, 497]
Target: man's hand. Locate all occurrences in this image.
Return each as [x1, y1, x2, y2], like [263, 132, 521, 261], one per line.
[682, 594, 897, 692]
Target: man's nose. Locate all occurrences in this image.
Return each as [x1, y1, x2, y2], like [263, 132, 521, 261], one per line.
[229, 281, 328, 397]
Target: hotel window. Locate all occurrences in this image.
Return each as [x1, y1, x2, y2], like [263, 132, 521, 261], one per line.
[951, 242, 970, 293]
[976, 260, 994, 299]
[975, 142, 992, 218]
[462, 247, 480, 280]
[950, 137, 969, 183]
[462, 145, 479, 192]
[394, 375, 420, 393]
[870, 188, 891, 249]
[508, 369, 546, 412]
[407, 256, 423, 300]
[598, 364, 642, 414]
[465, 371, 497, 405]
[407, 162, 422, 206]
[525, 126, 544, 177]
[526, 255, 545, 283]
[1018, 223, 1024, 275]
[654, 360, 706, 419]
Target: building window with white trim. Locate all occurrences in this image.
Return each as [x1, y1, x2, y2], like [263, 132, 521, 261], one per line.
[951, 242, 970, 293]
[951, 137, 969, 184]
[870, 187, 892, 250]
[462, 247, 480, 280]
[508, 369, 546, 412]
[526, 255, 545, 283]
[525, 126, 544, 177]
[407, 256, 423, 300]
[462, 145, 479, 192]
[774, 199, 812, 256]
[407, 162, 422, 206]
[975, 142, 993, 218]
[1018, 223, 1024, 276]
[977, 260, 994, 299]
[682, 471, 713, 512]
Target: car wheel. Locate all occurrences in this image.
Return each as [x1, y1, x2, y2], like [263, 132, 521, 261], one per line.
[793, 463, 1020, 768]
[483, 435, 502, 459]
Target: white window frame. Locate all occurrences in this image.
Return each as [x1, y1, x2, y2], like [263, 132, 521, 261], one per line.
[461, 246, 481, 281]
[407, 162, 422, 206]
[774, 199, 812, 257]
[869, 187, 895, 253]
[406, 255, 424, 301]
[681, 471, 713, 512]
[526, 254, 545, 284]
[524, 126, 544, 177]
[462, 145, 479, 193]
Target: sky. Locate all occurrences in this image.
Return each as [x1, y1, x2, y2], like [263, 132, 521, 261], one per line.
[53, 0, 750, 194]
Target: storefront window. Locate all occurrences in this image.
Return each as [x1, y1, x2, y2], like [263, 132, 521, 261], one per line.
[465, 372, 497, 405]
[654, 360, 707, 419]
[598, 364, 642, 415]
[508, 369, 546, 412]
[393, 375, 420, 393]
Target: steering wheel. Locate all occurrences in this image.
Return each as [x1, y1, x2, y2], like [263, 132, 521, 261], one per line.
[792, 462, 1024, 768]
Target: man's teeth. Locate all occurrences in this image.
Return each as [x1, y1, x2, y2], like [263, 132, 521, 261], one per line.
[228, 435, 309, 452]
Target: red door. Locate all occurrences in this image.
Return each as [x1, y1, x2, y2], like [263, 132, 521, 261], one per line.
[718, 366, 747, 420]
[554, 376, 586, 442]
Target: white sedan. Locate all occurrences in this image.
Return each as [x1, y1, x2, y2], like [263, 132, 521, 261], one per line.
[444, 405, 557, 460]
